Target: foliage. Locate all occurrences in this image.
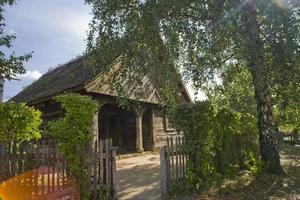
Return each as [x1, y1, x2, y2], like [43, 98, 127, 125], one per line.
[86, 0, 299, 174]
[0, 0, 32, 80]
[47, 93, 98, 200]
[85, 0, 299, 103]
[0, 102, 42, 143]
[213, 108, 259, 174]
[274, 103, 300, 133]
[169, 101, 259, 190]
[208, 64, 256, 115]
[169, 101, 215, 189]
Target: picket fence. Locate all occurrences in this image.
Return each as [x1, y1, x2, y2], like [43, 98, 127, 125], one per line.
[0, 137, 117, 200]
[160, 136, 188, 197]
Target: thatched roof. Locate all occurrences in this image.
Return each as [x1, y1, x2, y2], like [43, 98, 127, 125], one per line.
[11, 55, 192, 104]
[11, 56, 102, 103]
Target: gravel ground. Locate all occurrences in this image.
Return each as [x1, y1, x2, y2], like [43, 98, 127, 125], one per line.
[116, 152, 162, 200]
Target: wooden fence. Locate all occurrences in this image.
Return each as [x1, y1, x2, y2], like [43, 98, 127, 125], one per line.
[283, 133, 300, 145]
[0, 137, 117, 200]
[160, 136, 188, 197]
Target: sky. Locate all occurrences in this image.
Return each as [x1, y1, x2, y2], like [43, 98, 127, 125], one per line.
[3, 0, 206, 101]
[3, 0, 91, 101]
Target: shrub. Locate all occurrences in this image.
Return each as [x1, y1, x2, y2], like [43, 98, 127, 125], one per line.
[169, 101, 216, 189]
[0, 102, 42, 143]
[169, 101, 259, 190]
[47, 93, 98, 200]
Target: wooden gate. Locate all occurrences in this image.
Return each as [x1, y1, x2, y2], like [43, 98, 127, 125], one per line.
[160, 136, 188, 197]
[0, 137, 117, 199]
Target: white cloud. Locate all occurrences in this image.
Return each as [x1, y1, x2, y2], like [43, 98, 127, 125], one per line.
[18, 70, 42, 80]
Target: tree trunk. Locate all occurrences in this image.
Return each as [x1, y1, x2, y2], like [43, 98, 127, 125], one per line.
[241, 0, 284, 174]
[0, 78, 4, 102]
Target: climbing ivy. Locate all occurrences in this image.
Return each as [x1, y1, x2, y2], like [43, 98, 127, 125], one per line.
[47, 93, 98, 200]
[0, 102, 42, 143]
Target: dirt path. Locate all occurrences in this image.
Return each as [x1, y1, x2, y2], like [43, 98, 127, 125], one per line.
[116, 153, 162, 200]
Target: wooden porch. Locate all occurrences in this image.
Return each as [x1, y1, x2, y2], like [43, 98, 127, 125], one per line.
[92, 102, 156, 154]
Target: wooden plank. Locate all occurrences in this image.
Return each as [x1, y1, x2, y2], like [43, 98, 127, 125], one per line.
[184, 137, 187, 178]
[12, 142, 17, 177]
[108, 139, 113, 198]
[182, 137, 185, 178]
[111, 147, 117, 199]
[160, 146, 168, 197]
[34, 141, 39, 197]
[170, 137, 174, 183]
[56, 151, 60, 192]
[166, 137, 171, 189]
[99, 139, 104, 184]
[51, 140, 55, 192]
[93, 141, 98, 200]
[105, 139, 110, 199]
[98, 139, 104, 199]
[178, 137, 182, 179]
[41, 140, 45, 195]
[175, 137, 179, 181]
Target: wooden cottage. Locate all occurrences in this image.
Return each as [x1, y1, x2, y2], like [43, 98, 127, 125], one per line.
[11, 56, 192, 153]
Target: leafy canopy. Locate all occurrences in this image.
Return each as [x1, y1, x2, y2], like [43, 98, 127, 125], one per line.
[85, 0, 299, 101]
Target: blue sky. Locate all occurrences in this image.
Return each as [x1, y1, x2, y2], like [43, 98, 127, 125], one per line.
[3, 0, 91, 101]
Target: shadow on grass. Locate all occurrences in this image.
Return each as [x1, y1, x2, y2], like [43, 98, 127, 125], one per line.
[213, 144, 300, 200]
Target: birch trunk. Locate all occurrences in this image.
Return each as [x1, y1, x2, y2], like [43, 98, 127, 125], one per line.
[241, 0, 284, 174]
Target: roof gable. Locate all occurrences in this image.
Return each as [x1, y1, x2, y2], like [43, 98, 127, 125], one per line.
[84, 61, 162, 104]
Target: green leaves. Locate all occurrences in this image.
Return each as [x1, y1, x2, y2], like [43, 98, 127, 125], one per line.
[0, 102, 42, 143]
[0, 0, 32, 80]
[169, 101, 259, 188]
[86, 0, 299, 112]
[47, 93, 98, 200]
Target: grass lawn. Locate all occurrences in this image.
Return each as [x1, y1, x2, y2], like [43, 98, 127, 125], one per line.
[174, 144, 300, 200]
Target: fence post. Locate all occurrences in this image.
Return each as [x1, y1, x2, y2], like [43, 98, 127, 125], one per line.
[160, 146, 168, 197]
[111, 147, 117, 199]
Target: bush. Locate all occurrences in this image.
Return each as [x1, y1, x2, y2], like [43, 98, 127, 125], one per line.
[213, 107, 259, 174]
[169, 101, 216, 189]
[0, 102, 42, 143]
[169, 101, 259, 190]
[47, 93, 98, 200]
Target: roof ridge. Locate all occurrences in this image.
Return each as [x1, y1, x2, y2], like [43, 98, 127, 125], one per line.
[46, 55, 85, 75]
